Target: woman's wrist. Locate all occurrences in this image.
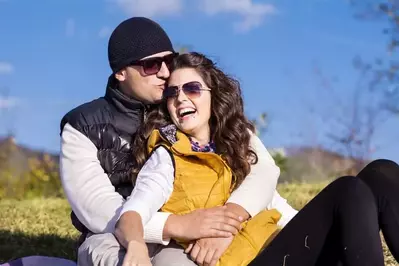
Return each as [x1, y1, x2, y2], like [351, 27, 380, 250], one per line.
[115, 211, 145, 248]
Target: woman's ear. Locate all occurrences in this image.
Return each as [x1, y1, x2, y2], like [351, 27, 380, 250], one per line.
[114, 69, 126, 82]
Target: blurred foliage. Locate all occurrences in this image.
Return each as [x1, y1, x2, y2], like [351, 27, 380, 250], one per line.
[251, 112, 288, 174]
[0, 141, 62, 200]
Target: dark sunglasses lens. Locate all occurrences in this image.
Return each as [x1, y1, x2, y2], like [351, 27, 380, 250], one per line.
[163, 87, 178, 99]
[143, 59, 161, 75]
[183, 82, 202, 97]
[163, 54, 176, 67]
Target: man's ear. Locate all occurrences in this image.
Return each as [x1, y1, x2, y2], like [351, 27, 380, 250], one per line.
[114, 69, 126, 82]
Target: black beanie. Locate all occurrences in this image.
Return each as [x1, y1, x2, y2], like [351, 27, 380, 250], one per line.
[108, 17, 175, 73]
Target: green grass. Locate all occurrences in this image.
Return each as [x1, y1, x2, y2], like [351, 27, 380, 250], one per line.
[0, 183, 397, 265]
[0, 198, 79, 263]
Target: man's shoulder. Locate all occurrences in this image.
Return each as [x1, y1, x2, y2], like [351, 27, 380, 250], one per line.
[60, 97, 111, 134]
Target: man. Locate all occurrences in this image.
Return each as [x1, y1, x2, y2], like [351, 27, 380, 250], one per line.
[60, 17, 253, 266]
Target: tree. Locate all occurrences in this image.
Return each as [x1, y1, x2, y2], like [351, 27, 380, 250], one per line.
[350, 0, 399, 113]
[307, 59, 389, 175]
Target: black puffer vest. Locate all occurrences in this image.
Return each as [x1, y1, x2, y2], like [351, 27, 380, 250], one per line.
[60, 78, 147, 237]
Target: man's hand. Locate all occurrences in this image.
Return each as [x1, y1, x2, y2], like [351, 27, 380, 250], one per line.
[122, 240, 151, 266]
[164, 206, 243, 241]
[187, 236, 234, 266]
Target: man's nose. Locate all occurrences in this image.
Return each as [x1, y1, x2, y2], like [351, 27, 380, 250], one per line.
[157, 62, 170, 79]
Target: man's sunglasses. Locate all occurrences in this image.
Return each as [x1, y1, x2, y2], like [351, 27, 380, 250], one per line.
[129, 53, 178, 76]
[163, 81, 211, 99]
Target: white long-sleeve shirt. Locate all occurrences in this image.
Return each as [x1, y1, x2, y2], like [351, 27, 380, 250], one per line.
[60, 123, 298, 245]
[120, 146, 298, 228]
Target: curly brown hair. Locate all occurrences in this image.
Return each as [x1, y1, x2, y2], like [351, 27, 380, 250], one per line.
[131, 52, 258, 191]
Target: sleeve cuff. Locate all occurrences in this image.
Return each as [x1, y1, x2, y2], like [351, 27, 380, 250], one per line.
[143, 212, 171, 246]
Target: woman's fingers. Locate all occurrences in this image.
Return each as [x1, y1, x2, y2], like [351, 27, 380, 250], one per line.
[210, 247, 225, 266]
[185, 243, 194, 253]
[195, 246, 208, 265]
[204, 249, 216, 266]
[190, 243, 201, 262]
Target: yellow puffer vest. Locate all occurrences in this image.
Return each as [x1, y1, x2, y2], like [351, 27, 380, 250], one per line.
[147, 125, 282, 266]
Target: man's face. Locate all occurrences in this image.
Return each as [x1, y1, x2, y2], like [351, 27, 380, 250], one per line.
[115, 51, 173, 104]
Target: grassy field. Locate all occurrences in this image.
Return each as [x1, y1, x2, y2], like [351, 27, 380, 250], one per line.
[0, 182, 397, 265]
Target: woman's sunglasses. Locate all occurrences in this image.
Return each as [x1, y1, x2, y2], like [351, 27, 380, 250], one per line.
[163, 81, 211, 99]
[129, 53, 178, 76]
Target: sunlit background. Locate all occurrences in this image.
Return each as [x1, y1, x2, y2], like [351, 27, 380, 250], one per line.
[0, 1, 398, 263]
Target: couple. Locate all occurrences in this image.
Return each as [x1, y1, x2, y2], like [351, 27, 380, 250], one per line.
[60, 17, 399, 266]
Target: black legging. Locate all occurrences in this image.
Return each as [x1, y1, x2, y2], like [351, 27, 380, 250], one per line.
[249, 159, 399, 266]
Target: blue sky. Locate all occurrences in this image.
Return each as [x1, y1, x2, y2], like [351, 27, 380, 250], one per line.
[0, 0, 398, 163]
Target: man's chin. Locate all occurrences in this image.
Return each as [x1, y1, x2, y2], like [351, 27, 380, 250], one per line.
[147, 95, 163, 105]
[151, 91, 164, 104]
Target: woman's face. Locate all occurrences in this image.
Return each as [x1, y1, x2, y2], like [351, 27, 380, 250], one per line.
[166, 68, 212, 142]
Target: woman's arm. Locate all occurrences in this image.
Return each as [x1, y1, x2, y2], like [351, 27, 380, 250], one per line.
[115, 211, 152, 266]
[116, 146, 175, 247]
[118, 147, 175, 226]
[226, 131, 281, 218]
[118, 146, 243, 244]
[115, 211, 145, 248]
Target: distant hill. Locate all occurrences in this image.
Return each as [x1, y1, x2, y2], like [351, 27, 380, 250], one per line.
[0, 135, 59, 177]
[279, 145, 369, 182]
[0, 135, 368, 183]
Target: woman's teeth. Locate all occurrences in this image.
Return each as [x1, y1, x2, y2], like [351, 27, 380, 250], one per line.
[179, 108, 196, 117]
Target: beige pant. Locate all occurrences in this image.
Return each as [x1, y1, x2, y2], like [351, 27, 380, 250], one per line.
[77, 233, 197, 266]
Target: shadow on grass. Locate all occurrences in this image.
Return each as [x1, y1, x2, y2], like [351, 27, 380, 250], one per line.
[0, 229, 78, 263]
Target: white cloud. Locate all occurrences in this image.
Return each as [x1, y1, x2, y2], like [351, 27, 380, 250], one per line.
[98, 26, 112, 39]
[0, 62, 14, 75]
[0, 96, 18, 109]
[200, 0, 276, 32]
[65, 18, 75, 37]
[113, 0, 183, 17]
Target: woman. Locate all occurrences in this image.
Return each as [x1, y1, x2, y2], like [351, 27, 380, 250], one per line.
[116, 52, 399, 266]
[116, 51, 295, 266]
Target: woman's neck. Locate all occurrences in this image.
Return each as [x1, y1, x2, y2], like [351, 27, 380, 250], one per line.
[189, 127, 211, 146]
[189, 135, 210, 146]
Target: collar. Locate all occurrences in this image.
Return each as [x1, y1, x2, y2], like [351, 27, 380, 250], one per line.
[159, 124, 216, 153]
[104, 75, 147, 115]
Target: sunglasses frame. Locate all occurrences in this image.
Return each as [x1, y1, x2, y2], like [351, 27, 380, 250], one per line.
[129, 52, 179, 76]
[163, 81, 211, 100]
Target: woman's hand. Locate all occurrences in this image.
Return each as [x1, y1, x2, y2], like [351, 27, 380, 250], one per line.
[122, 240, 152, 266]
[186, 236, 234, 266]
[164, 206, 243, 241]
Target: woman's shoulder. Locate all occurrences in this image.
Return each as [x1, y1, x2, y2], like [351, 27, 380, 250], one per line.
[147, 124, 185, 153]
[147, 124, 178, 145]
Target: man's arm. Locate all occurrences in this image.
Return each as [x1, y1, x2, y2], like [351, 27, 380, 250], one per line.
[226, 131, 280, 218]
[267, 190, 298, 227]
[60, 123, 171, 244]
